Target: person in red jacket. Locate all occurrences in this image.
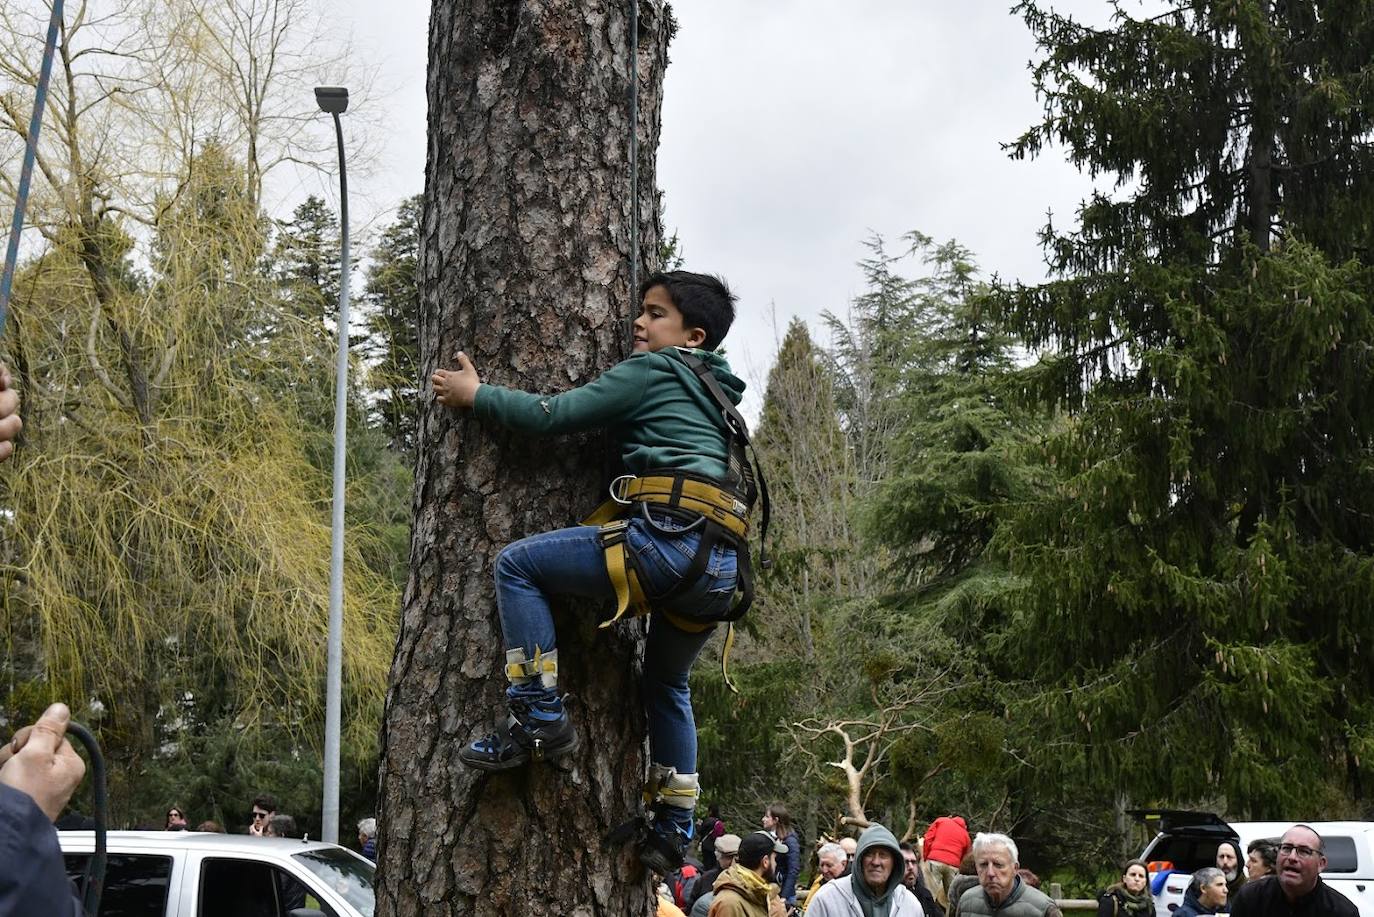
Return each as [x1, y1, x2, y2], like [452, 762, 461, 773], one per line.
[922, 815, 972, 909]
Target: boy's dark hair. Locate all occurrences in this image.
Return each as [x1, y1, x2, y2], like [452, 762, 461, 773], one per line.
[252, 793, 278, 813]
[639, 270, 736, 351]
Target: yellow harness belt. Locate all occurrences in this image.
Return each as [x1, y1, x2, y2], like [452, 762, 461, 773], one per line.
[581, 474, 749, 689]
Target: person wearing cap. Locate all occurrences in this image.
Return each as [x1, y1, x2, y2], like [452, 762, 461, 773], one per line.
[708, 831, 787, 917]
[807, 823, 923, 917]
[690, 833, 742, 915]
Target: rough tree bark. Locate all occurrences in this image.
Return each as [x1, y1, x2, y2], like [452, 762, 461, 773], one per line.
[375, 2, 668, 915]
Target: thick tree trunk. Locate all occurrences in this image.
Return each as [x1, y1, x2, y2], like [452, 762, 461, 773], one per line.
[375, 3, 668, 915]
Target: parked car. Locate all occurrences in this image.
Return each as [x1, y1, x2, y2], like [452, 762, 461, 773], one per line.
[1134, 810, 1374, 917]
[58, 830, 375, 917]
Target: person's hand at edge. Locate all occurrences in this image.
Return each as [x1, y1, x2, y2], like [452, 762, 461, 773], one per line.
[432, 352, 481, 409]
[0, 363, 22, 462]
[0, 702, 86, 821]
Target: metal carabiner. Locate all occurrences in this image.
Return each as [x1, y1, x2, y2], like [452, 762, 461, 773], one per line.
[608, 474, 636, 505]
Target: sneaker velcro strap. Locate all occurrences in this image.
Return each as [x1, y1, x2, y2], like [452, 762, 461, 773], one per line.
[504, 648, 557, 681]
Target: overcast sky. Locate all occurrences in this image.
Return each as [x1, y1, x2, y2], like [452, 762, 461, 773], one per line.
[328, 0, 1120, 414]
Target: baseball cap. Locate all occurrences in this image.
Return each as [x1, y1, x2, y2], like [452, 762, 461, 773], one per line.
[739, 830, 789, 867]
[716, 833, 742, 856]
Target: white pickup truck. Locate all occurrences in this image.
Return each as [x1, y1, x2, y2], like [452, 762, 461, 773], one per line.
[58, 830, 375, 917]
[1135, 811, 1374, 917]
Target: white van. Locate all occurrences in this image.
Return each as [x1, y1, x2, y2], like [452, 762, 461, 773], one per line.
[58, 830, 375, 917]
[1135, 811, 1374, 917]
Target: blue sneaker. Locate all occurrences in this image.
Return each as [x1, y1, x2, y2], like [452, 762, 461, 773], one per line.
[459, 687, 578, 771]
[638, 804, 691, 874]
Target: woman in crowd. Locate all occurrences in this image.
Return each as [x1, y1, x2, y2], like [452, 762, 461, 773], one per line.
[945, 852, 979, 917]
[1176, 868, 1228, 917]
[1097, 860, 1153, 917]
[165, 806, 188, 831]
[1246, 839, 1277, 880]
[763, 802, 801, 909]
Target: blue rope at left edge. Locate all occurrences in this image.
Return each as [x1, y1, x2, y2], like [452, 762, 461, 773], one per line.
[0, 0, 66, 338]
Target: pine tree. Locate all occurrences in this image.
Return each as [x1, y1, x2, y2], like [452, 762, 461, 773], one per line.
[374, 2, 671, 913]
[866, 235, 1035, 587]
[361, 195, 421, 459]
[995, 0, 1374, 811]
[274, 194, 342, 325]
[753, 318, 854, 651]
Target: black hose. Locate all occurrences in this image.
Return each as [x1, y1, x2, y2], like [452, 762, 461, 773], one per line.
[66, 721, 106, 917]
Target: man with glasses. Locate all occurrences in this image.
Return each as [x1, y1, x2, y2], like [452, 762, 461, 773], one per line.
[1229, 825, 1357, 917]
[247, 794, 278, 837]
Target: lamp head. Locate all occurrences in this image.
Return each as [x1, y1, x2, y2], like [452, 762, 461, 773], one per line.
[314, 86, 349, 114]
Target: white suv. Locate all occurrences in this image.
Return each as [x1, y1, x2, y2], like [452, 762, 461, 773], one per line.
[58, 830, 375, 917]
[1135, 811, 1374, 917]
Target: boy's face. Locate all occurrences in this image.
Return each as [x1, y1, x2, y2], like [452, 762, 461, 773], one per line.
[633, 285, 706, 353]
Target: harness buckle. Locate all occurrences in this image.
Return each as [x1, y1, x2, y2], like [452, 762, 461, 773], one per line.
[608, 474, 636, 505]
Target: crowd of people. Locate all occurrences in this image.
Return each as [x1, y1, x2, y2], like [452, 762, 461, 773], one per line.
[650, 803, 1358, 917]
[152, 791, 378, 859]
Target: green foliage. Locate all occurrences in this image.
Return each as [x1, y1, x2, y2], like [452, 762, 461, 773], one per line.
[274, 195, 343, 325]
[0, 145, 405, 824]
[993, 0, 1374, 815]
[361, 195, 422, 460]
[864, 235, 1042, 587]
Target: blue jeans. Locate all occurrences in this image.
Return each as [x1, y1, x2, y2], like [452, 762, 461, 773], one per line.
[494, 507, 738, 774]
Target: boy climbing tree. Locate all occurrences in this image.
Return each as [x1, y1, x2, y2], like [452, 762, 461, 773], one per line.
[372, 3, 678, 914]
[432, 271, 764, 872]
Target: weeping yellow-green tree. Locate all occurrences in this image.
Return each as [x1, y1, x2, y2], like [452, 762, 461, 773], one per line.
[0, 0, 399, 826]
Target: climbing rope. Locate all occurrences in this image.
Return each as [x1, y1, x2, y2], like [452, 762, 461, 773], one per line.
[629, 0, 639, 305]
[0, 0, 65, 337]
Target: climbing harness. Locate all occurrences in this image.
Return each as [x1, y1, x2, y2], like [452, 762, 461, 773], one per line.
[0, 0, 65, 334]
[581, 350, 770, 692]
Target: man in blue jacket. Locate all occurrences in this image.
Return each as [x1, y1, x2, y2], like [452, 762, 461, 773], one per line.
[0, 702, 87, 916]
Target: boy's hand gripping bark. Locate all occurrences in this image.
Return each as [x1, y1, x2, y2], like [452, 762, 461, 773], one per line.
[432, 352, 481, 408]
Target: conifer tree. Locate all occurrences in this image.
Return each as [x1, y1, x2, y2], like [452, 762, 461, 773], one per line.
[996, 0, 1374, 811]
[274, 195, 343, 326]
[753, 318, 854, 652]
[866, 234, 1034, 588]
[361, 195, 421, 459]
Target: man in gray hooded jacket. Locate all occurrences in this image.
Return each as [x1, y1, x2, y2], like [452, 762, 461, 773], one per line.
[806, 824, 924, 917]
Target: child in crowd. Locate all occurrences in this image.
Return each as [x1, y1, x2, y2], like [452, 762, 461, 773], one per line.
[432, 271, 754, 872]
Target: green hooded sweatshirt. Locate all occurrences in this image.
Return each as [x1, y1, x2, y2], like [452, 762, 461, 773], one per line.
[472, 347, 745, 480]
[851, 824, 907, 917]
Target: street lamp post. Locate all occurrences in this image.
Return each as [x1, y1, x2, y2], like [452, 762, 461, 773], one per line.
[315, 85, 349, 846]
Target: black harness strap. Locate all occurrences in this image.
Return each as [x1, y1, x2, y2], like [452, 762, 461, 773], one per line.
[678, 351, 772, 569]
